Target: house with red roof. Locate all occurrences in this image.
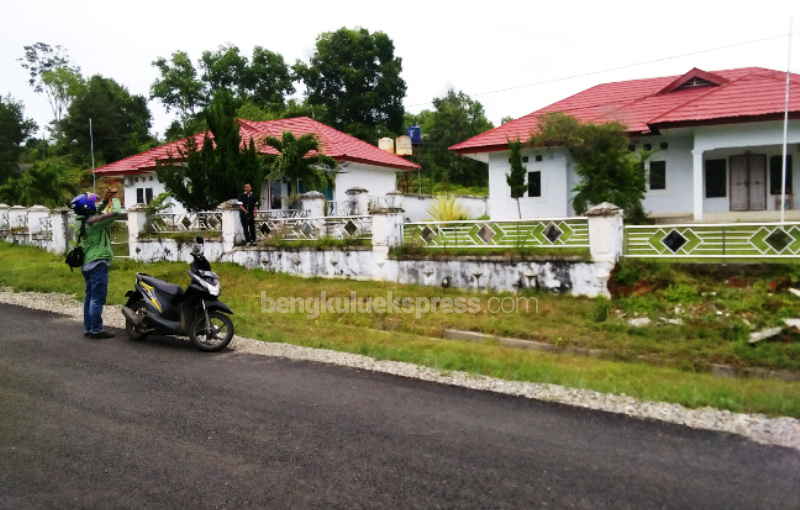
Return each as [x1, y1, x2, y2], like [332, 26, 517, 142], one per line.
[451, 67, 800, 222]
[94, 117, 419, 213]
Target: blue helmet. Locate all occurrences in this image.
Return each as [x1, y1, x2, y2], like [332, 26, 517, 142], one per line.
[70, 193, 99, 216]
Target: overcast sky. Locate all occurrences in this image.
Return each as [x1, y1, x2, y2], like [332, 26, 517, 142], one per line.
[2, 0, 800, 142]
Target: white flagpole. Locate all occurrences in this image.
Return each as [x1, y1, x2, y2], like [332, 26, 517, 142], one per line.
[781, 19, 792, 223]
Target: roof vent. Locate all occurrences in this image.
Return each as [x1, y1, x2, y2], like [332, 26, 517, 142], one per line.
[676, 77, 716, 90]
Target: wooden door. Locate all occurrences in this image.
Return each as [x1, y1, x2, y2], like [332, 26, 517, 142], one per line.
[729, 154, 767, 211]
[748, 155, 767, 210]
[730, 155, 748, 211]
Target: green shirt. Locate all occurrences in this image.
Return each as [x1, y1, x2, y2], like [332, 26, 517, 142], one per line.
[73, 198, 122, 265]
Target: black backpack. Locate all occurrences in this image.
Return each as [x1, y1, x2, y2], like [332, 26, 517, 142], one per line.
[65, 220, 86, 271]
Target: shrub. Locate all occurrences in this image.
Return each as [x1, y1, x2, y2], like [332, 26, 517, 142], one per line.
[426, 194, 472, 222]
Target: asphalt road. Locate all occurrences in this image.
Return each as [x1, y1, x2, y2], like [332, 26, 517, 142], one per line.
[1, 303, 799, 510]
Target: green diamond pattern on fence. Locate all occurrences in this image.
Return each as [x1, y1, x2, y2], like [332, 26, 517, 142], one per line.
[344, 220, 358, 236]
[662, 229, 688, 254]
[181, 217, 192, 230]
[259, 223, 271, 236]
[765, 228, 792, 252]
[421, 226, 437, 243]
[477, 225, 496, 244]
[544, 223, 563, 243]
[301, 222, 314, 235]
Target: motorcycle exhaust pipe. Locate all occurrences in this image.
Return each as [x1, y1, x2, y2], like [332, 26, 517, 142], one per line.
[121, 306, 142, 325]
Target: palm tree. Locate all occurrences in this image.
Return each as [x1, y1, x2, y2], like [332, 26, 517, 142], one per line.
[262, 131, 337, 205]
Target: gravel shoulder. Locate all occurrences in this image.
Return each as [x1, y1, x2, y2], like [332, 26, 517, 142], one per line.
[2, 286, 799, 451]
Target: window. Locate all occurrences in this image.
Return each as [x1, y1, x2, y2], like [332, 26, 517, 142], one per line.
[770, 155, 793, 195]
[527, 171, 541, 198]
[145, 188, 154, 204]
[649, 161, 666, 190]
[136, 188, 144, 204]
[705, 159, 727, 198]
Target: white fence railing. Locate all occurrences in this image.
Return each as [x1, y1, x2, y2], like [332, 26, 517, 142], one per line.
[256, 209, 309, 220]
[147, 212, 223, 233]
[624, 222, 800, 258]
[403, 217, 590, 249]
[368, 196, 391, 210]
[327, 201, 355, 216]
[256, 215, 372, 241]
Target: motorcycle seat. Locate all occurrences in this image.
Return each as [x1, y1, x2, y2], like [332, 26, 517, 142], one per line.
[139, 275, 184, 299]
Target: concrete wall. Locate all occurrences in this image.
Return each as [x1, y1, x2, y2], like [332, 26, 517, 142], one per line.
[402, 194, 489, 222]
[130, 239, 612, 297]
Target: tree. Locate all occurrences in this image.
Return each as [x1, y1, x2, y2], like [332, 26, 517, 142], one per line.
[18, 43, 80, 141]
[61, 75, 155, 163]
[199, 44, 249, 97]
[0, 156, 80, 207]
[412, 89, 494, 189]
[506, 138, 526, 219]
[151, 46, 296, 135]
[244, 46, 295, 109]
[530, 112, 651, 223]
[150, 51, 205, 121]
[262, 130, 337, 197]
[294, 27, 407, 142]
[0, 95, 38, 184]
[501, 116, 515, 125]
[156, 90, 264, 211]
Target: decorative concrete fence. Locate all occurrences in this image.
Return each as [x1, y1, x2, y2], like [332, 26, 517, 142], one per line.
[1, 197, 625, 297]
[127, 196, 621, 297]
[0, 204, 73, 254]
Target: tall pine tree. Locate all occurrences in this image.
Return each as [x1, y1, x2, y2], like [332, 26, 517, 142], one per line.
[156, 90, 264, 211]
[506, 138, 527, 219]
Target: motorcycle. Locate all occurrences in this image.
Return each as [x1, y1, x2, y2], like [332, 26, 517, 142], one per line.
[121, 236, 234, 352]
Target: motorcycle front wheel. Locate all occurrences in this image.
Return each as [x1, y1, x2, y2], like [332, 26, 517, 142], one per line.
[189, 311, 234, 352]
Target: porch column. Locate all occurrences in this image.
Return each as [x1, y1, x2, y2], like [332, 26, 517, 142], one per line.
[692, 149, 704, 222]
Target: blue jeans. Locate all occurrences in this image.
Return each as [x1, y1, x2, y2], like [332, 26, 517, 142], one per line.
[82, 263, 109, 334]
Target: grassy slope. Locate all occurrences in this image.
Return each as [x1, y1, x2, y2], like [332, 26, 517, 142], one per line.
[1, 241, 799, 418]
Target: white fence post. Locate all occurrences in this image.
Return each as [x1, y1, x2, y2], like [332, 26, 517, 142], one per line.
[126, 204, 148, 259]
[346, 187, 369, 215]
[587, 203, 624, 297]
[301, 191, 326, 218]
[370, 205, 405, 249]
[386, 190, 405, 210]
[0, 204, 10, 243]
[50, 208, 71, 254]
[587, 202, 624, 263]
[220, 202, 241, 250]
[27, 205, 49, 235]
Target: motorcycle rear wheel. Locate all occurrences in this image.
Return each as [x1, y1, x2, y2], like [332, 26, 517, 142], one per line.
[125, 301, 150, 341]
[189, 311, 234, 352]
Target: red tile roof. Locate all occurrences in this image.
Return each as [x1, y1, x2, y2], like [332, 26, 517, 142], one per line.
[450, 67, 800, 154]
[94, 117, 420, 175]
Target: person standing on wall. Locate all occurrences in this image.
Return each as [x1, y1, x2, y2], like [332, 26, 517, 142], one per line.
[74, 188, 123, 339]
[238, 183, 259, 246]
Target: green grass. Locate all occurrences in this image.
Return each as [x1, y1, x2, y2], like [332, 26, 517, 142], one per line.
[2, 240, 800, 418]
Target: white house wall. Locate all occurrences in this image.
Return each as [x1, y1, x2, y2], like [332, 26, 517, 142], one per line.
[488, 148, 569, 220]
[334, 163, 398, 201]
[121, 172, 183, 213]
[632, 135, 695, 216]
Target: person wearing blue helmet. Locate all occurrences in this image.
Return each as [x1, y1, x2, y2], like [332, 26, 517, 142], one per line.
[72, 188, 123, 339]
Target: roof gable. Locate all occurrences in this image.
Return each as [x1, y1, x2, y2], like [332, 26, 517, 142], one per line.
[656, 68, 728, 94]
